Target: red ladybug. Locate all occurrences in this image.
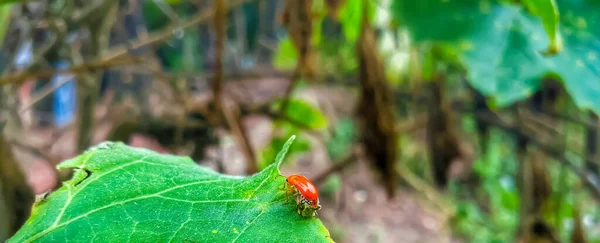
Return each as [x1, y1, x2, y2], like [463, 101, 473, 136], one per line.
[282, 174, 321, 216]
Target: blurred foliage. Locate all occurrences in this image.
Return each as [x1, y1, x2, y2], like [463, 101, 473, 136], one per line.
[325, 118, 355, 161]
[274, 0, 375, 75]
[272, 99, 328, 130]
[384, 1, 600, 236]
[260, 96, 331, 170]
[399, 135, 430, 181]
[449, 129, 520, 242]
[0, 3, 12, 47]
[274, 37, 298, 70]
[391, 0, 600, 113]
[320, 174, 342, 199]
[0, 1, 24, 6]
[446, 117, 600, 242]
[337, 0, 374, 42]
[259, 129, 311, 170]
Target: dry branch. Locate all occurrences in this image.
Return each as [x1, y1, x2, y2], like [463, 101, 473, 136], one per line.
[0, 0, 249, 86]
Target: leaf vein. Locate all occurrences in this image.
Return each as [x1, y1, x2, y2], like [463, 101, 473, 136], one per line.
[24, 179, 227, 242]
[156, 195, 249, 203]
[231, 210, 267, 243]
[51, 155, 152, 226]
[167, 206, 194, 243]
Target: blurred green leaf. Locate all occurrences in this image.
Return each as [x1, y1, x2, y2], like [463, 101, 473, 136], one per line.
[391, 0, 600, 114]
[422, 47, 436, 81]
[312, 0, 325, 46]
[141, 1, 170, 30]
[338, 0, 374, 41]
[0, 3, 12, 47]
[165, 0, 181, 4]
[274, 37, 298, 70]
[181, 29, 202, 72]
[259, 135, 311, 170]
[453, 129, 522, 242]
[9, 140, 333, 243]
[272, 99, 328, 130]
[0, 0, 26, 5]
[326, 118, 355, 160]
[523, 0, 563, 54]
[320, 174, 342, 198]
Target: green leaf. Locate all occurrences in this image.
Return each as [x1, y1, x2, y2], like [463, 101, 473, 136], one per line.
[273, 37, 298, 70]
[312, 0, 325, 46]
[391, 0, 600, 114]
[259, 135, 311, 170]
[272, 99, 328, 130]
[325, 118, 355, 161]
[522, 0, 563, 54]
[338, 0, 375, 41]
[9, 138, 333, 243]
[0, 3, 13, 47]
[141, 1, 170, 31]
[0, 0, 27, 5]
[320, 174, 342, 198]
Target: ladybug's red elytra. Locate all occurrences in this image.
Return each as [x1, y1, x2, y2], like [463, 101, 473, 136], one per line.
[282, 174, 321, 216]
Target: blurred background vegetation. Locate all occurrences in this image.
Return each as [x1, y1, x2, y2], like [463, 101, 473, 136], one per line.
[1, 0, 599, 242]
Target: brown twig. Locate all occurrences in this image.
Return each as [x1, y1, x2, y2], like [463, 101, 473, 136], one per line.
[212, 0, 226, 120]
[17, 57, 142, 114]
[222, 102, 258, 174]
[0, 0, 248, 86]
[0, 57, 142, 86]
[76, 0, 119, 153]
[314, 147, 359, 185]
[102, 0, 246, 63]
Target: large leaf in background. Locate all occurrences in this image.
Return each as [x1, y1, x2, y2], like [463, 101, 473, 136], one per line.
[391, 0, 600, 113]
[9, 139, 332, 243]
